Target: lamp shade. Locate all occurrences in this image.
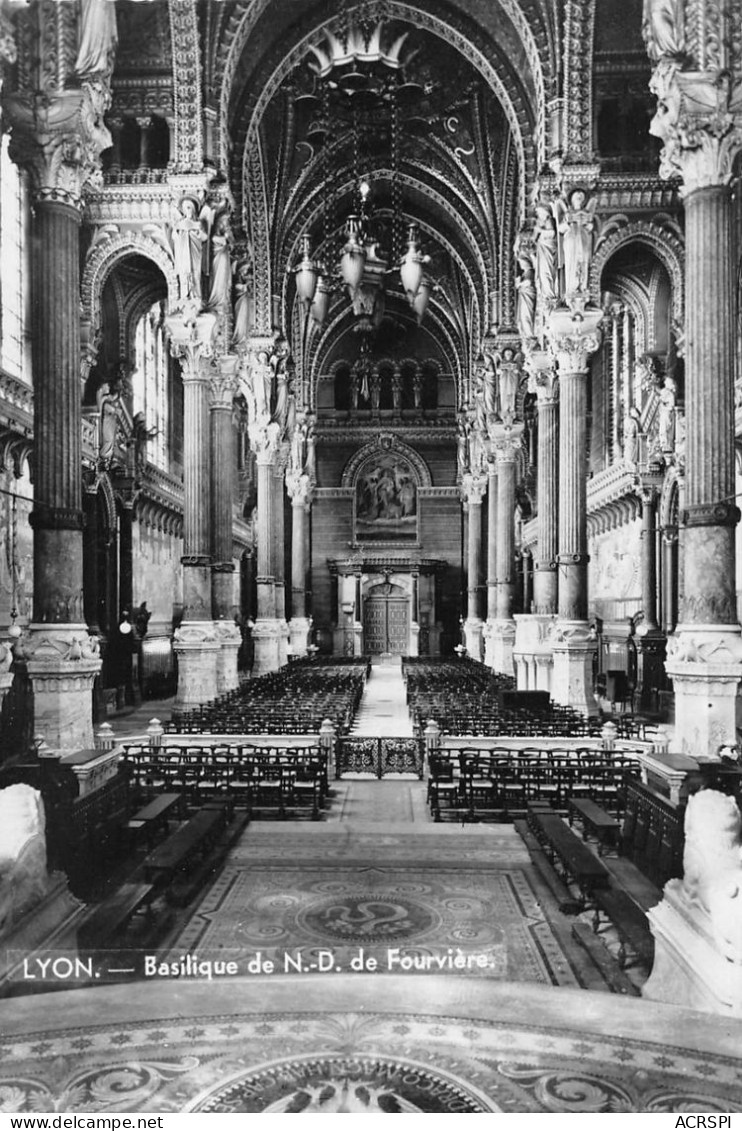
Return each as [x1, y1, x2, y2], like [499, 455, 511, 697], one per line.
[413, 276, 432, 323]
[340, 216, 366, 292]
[310, 276, 331, 326]
[295, 233, 318, 304]
[400, 223, 424, 303]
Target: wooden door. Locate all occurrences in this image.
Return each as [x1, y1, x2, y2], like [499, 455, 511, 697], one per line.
[363, 596, 409, 654]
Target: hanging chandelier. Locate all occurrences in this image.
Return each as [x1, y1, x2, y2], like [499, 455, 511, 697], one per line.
[292, 17, 433, 331]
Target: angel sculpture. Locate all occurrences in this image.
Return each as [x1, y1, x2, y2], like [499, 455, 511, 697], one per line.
[172, 196, 208, 303]
[553, 189, 598, 301]
[533, 203, 559, 305]
[515, 253, 537, 342]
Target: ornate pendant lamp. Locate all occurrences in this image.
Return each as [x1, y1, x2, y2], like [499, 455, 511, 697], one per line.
[295, 233, 319, 305]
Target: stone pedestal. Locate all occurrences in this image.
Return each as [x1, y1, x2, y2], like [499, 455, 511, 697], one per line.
[289, 616, 313, 658]
[0, 873, 84, 993]
[214, 619, 241, 695]
[173, 622, 219, 709]
[644, 880, 742, 1016]
[513, 613, 556, 692]
[551, 624, 598, 716]
[20, 626, 101, 751]
[665, 625, 742, 757]
[464, 618, 484, 661]
[408, 621, 420, 657]
[252, 618, 287, 678]
[489, 619, 516, 676]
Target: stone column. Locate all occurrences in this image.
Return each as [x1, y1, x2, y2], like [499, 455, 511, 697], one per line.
[209, 356, 241, 694]
[483, 460, 498, 667]
[548, 308, 602, 714]
[647, 40, 742, 756]
[166, 310, 219, 709]
[5, 83, 111, 750]
[286, 470, 313, 657]
[489, 426, 524, 675]
[462, 473, 487, 661]
[530, 353, 559, 615]
[272, 454, 289, 667]
[409, 570, 420, 656]
[250, 418, 284, 676]
[636, 480, 667, 711]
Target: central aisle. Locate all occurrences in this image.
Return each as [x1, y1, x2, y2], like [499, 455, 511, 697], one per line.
[350, 658, 414, 736]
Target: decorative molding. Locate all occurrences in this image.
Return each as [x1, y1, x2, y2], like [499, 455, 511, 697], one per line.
[340, 435, 433, 490]
[168, 0, 203, 172]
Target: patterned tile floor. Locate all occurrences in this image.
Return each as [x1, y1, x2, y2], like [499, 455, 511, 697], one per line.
[2, 977, 742, 1113]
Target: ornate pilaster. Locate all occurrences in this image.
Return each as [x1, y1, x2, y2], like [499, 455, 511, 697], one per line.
[646, 6, 742, 756]
[4, 74, 113, 748]
[166, 307, 219, 709]
[209, 356, 241, 694]
[636, 479, 667, 711]
[483, 461, 498, 667]
[548, 307, 602, 715]
[286, 469, 313, 657]
[462, 473, 487, 661]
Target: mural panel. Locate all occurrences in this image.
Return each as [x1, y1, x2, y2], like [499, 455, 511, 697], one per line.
[355, 454, 417, 543]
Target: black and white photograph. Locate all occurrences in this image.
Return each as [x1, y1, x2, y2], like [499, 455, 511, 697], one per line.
[0, 0, 742, 1118]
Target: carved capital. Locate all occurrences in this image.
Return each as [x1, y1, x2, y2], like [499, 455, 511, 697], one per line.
[490, 421, 525, 463]
[548, 307, 603, 373]
[650, 60, 742, 193]
[526, 350, 559, 405]
[6, 81, 113, 207]
[249, 419, 281, 462]
[14, 625, 102, 668]
[166, 306, 217, 379]
[461, 473, 488, 506]
[286, 469, 313, 506]
[208, 355, 240, 409]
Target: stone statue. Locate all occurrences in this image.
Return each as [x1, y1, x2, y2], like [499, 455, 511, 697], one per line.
[232, 258, 254, 348]
[97, 382, 122, 465]
[553, 189, 598, 299]
[457, 416, 469, 478]
[172, 196, 207, 303]
[304, 417, 316, 481]
[74, 0, 118, 78]
[482, 356, 497, 416]
[515, 253, 537, 342]
[252, 349, 273, 419]
[271, 335, 292, 431]
[495, 346, 520, 425]
[642, 0, 685, 61]
[681, 790, 742, 962]
[533, 203, 559, 305]
[206, 212, 233, 314]
[658, 375, 677, 453]
[131, 411, 156, 474]
[0, 784, 49, 936]
[133, 601, 151, 638]
[623, 405, 642, 466]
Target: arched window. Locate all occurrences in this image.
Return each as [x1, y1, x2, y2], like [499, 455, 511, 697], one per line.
[133, 300, 169, 469]
[1, 134, 28, 380]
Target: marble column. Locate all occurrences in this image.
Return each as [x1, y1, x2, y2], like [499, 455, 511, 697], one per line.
[489, 426, 524, 675]
[166, 311, 219, 709]
[5, 83, 110, 750]
[636, 481, 667, 710]
[462, 473, 487, 661]
[286, 470, 313, 657]
[530, 353, 559, 615]
[210, 357, 241, 694]
[483, 461, 498, 667]
[548, 308, 602, 714]
[250, 418, 285, 676]
[648, 46, 742, 756]
[409, 570, 420, 656]
[272, 456, 289, 668]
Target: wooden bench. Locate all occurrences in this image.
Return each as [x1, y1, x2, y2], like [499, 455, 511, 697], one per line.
[568, 797, 621, 856]
[78, 881, 156, 950]
[142, 806, 227, 884]
[592, 886, 654, 969]
[531, 811, 609, 908]
[124, 793, 184, 849]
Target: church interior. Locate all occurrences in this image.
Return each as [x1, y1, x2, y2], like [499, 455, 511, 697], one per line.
[2, 0, 742, 1115]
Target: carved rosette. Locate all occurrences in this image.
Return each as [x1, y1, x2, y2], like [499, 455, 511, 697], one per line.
[6, 81, 113, 208]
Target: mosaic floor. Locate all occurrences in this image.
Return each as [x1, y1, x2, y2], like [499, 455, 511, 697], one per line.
[2, 977, 742, 1113]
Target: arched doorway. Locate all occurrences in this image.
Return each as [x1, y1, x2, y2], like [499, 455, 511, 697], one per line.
[363, 581, 409, 655]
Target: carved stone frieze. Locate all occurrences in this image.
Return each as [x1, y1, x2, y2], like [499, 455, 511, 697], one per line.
[168, 0, 203, 173]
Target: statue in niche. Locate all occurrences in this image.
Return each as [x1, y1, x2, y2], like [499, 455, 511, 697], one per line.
[232, 257, 255, 349]
[623, 406, 642, 466]
[658, 375, 677, 453]
[304, 417, 316, 481]
[131, 411, 157, 474]
[495, 346, 520, 425]
[482, 355, 497, 417]
[252, 349, 273, 419]
[457, 415, 470, 478]
[515, 253, 537, 342]
[370, 371, 381, 414]
[412, 371, 423, 410]
[533, 203, 559, 305]
[642, 0, 685, 61]
[74, 0, 118, 78]
[270, 334, 292, 431]
[172, 196, 207, 304]
[206, 211, 233, 314]
[553, 189, 598, 299]
[97, 381, 123, 466]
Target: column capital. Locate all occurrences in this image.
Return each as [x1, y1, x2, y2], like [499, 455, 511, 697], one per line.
[5, 81, 113, 208]
[208, 354, 240, 409]
[525, 349, 559, 405]
[286, 469, 313, 506]
[547, 307, 603, 373]
[490, 421, 525, 463]
[461, 473, 488, 506]
[166, 305, 217, 379]
[649, 60, 742, 193]
[250, 419, 281, 463]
